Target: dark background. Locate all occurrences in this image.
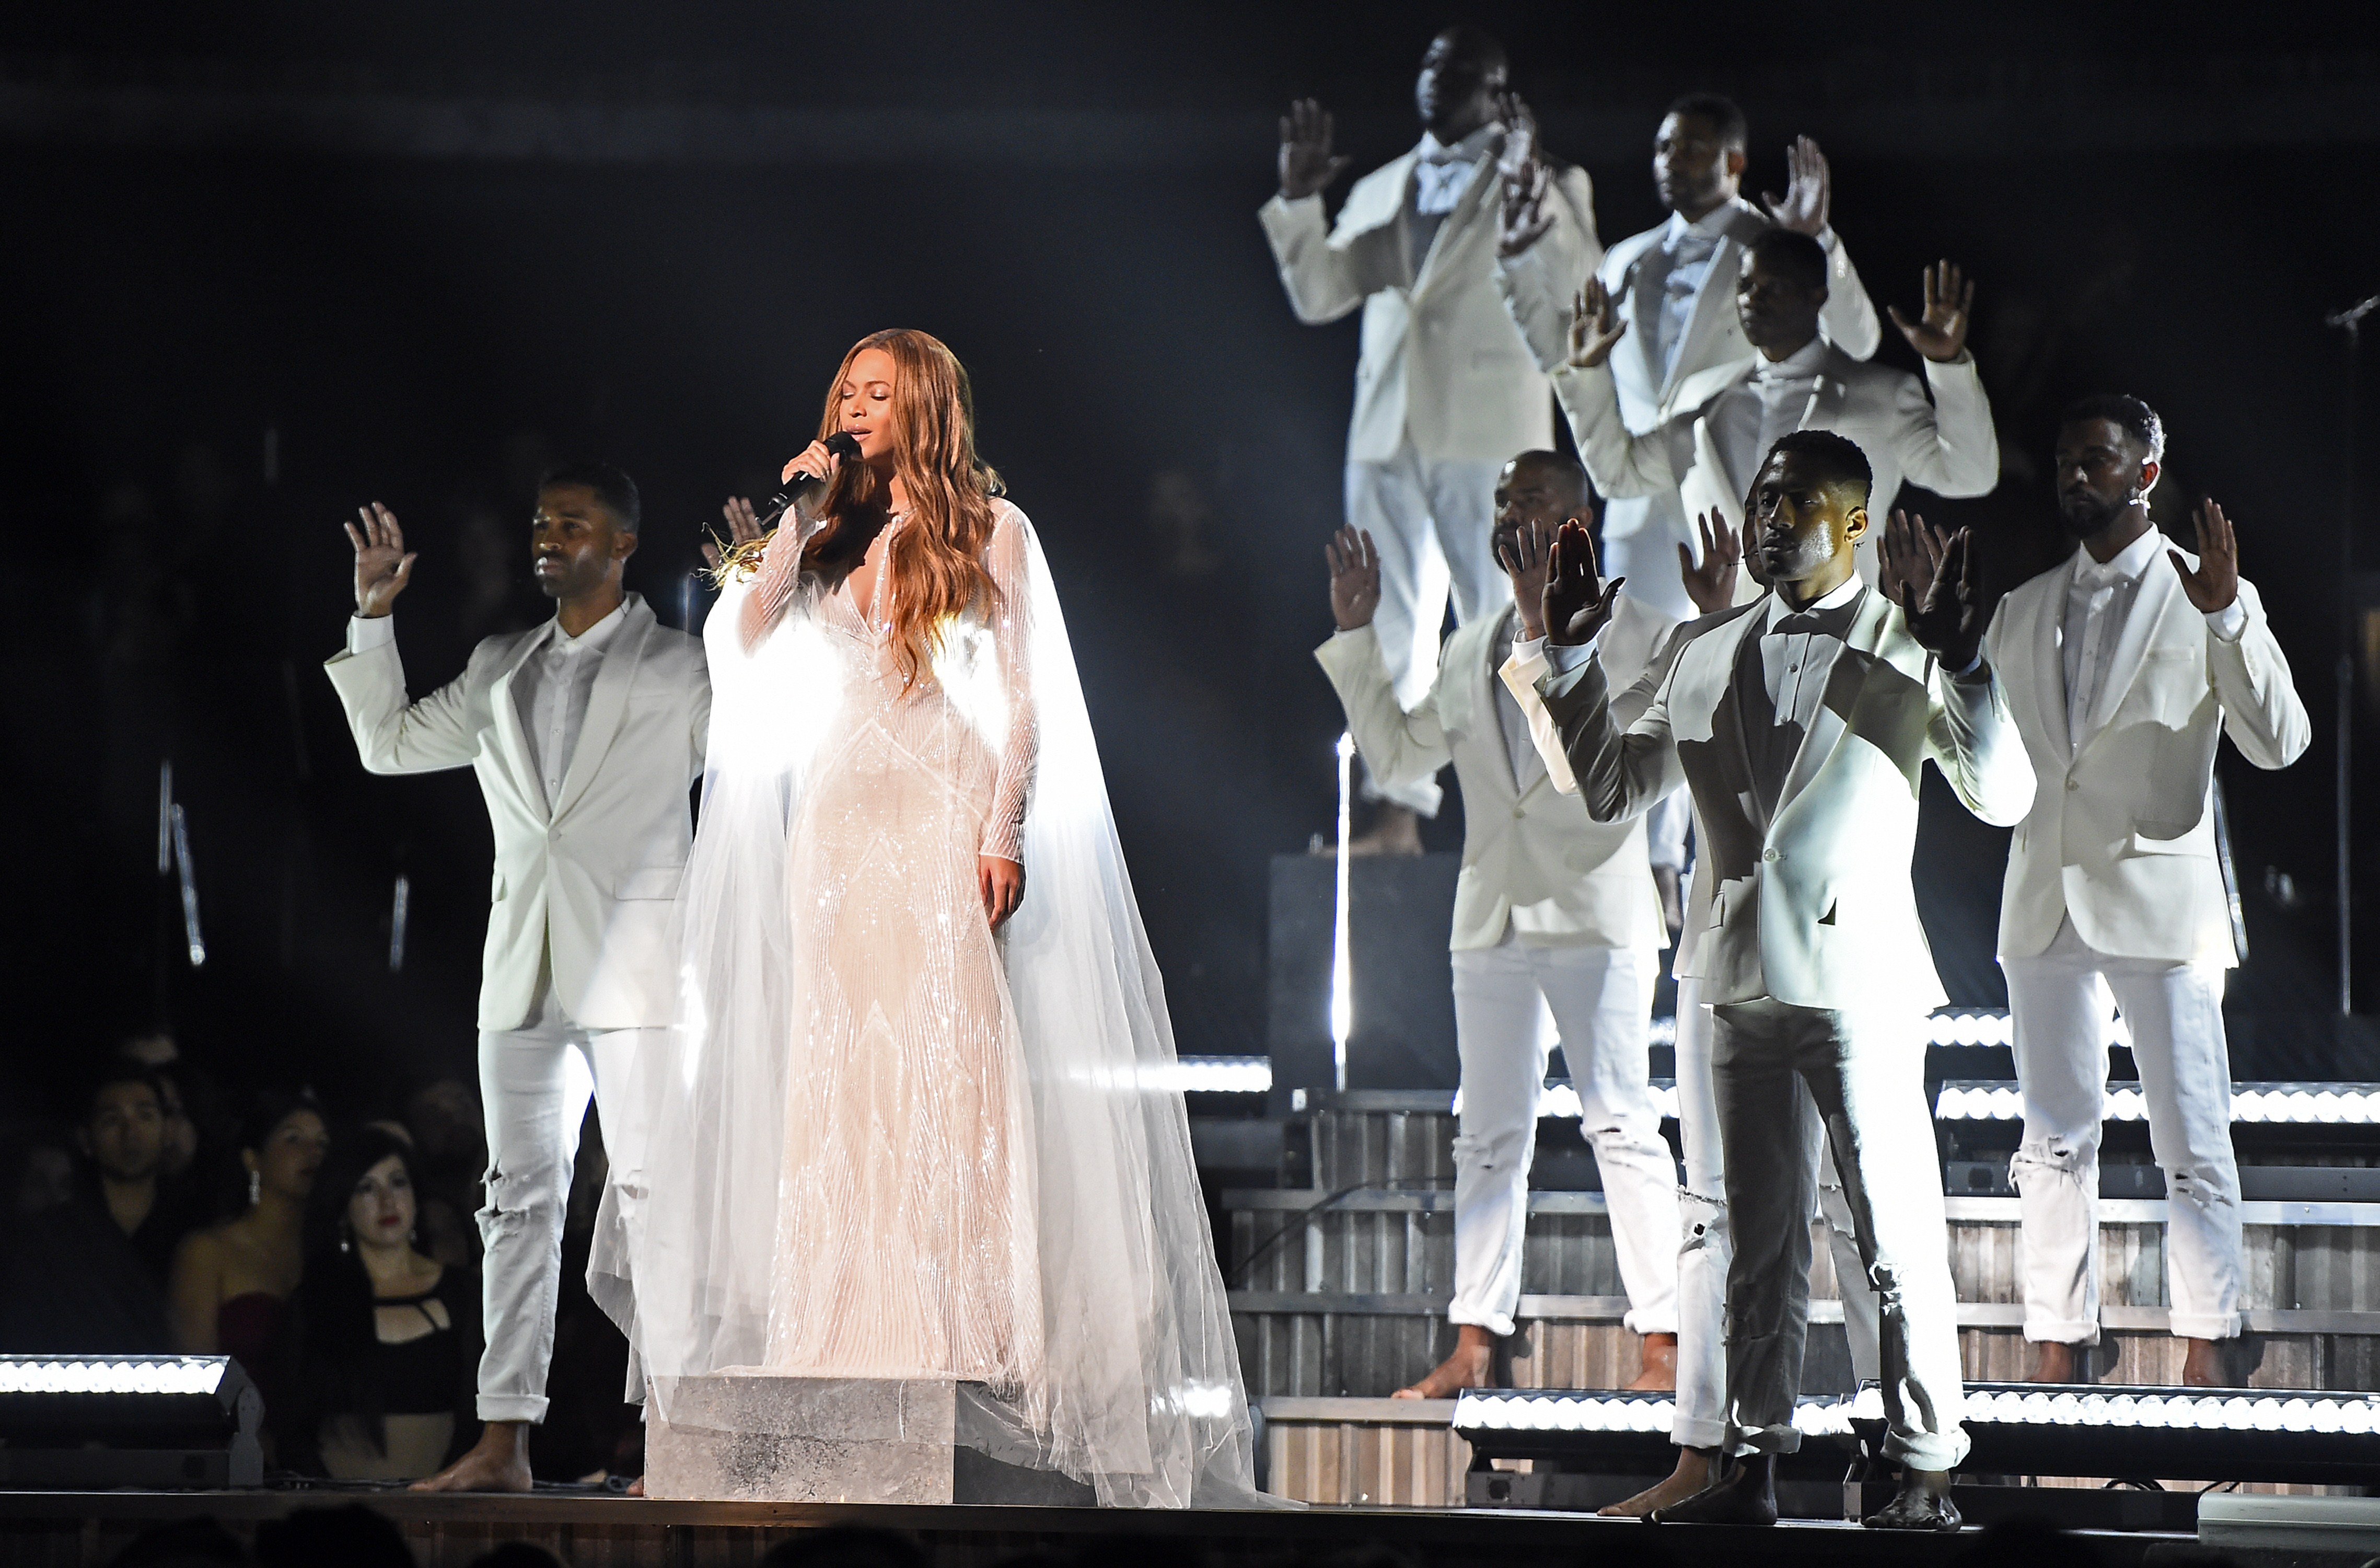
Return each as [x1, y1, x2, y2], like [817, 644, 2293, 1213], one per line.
[4, 0, 2377, 1118]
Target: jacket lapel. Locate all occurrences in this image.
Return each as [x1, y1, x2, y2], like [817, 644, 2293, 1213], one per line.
[1705, 594, 1769, 822]
[488, 625, 553, 822]
[552, 595, 654, 819]
[1659, 238, 1746, 405]
[2080, 545, 2181, 751]
[2030, 556, 2077, 758]
[1413, 155, 1497, 296]
[1773, 586, 1887, 819]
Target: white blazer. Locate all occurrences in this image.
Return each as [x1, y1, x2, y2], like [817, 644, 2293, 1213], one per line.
[325, 594, 710, 1031]
[1539, 588, 2034, 1011]
[1555, 343, 1999, 585]
[1497, 199, 1880, 605]
[1982, 550, 2309, 966]
[1260, 150, 1598, 464]
[1315, 596, 1673, 952]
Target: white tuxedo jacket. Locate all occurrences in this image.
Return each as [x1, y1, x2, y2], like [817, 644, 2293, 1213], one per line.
[1500, 200, 1880, 613]
[325, 594, 710, 1031]
[1260, 151, 1598, 464]
[1555, 343, 1999, 587]
[1316, 596, 1673, 952]
[1982, 550, 2308, 965]
[1539, 587, 2034, 1011]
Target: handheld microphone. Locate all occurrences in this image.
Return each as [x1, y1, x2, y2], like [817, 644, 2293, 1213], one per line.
[765, 430, 864, 527]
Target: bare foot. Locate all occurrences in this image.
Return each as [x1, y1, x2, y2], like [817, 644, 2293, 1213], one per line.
[1650, 1454, 1777, 1526]
[2181, 1336, 2228, 1386]
[411, 1421, 532, 1493]
[1625, 1332, 1678, 1391]
[1345, 804, 1424, 858]
[1392, 1324, 1496, 1399]
[2024, 1340, 2084, 1382]
[1862, 1467, 1961, 1531]
[1598, 1446, 1713, 1517]
[625, 1476, 645, 1497]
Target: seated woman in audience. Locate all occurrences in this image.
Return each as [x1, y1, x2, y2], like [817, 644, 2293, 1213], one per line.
[275, 1125, 481, 1479]
[167, 1090, 328, 1389]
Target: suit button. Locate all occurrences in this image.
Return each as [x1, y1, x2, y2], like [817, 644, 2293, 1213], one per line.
[1763, 848, 1780, 862]
[1512, 806, 1526, 819]
[2066, 777, 2080, 790]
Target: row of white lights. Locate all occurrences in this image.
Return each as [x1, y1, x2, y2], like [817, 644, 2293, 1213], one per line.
[1456, 1386, 2380, 1436]
[1934, 1081, 2380, 1125]
[0, 1357, 227, 1396]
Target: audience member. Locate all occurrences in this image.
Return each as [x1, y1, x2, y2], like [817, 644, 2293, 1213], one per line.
[167, 1091, 328, 1390]
[6, 1125, 76, 1218]
[274, 1125, 482, 1479]
[79, 1062, 203, 1284]
[104, 1516, 249, 1568]
[119, 1031, 229, 1186]
[251, 1504, 414, 1568]
[403, 1077, 488, 1268]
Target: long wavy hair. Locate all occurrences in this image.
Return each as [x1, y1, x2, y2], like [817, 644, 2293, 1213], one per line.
[792, 329, 1004, 689]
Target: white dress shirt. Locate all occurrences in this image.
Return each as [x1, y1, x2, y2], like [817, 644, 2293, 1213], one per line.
[1742, 575, 1865, 802]
[1406, 123, 1497, 266]
[347, 603, 628, 809]
[1706, 335, 1830, 497]
[2061, 528, 2246, 752]
[1644, 206, 1736, 379]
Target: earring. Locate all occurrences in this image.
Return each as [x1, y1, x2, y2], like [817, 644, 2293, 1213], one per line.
[248, 1169, 262, 1207]
[338, 1229, 352, 1255]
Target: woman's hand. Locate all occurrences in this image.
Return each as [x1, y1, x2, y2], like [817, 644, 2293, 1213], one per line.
[979, 855, 1025, 928]
[783, 440, 842, 487]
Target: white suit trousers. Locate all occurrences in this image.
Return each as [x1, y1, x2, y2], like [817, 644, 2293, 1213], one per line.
[2003, 917, 2243, 1343]
[1711, 999, 1967, 1473]
[476, 985, 658, 1423]
[1345, 452, 1506, 815]
[1670, 978, 1881, 1450]
[1447, 942, 1678, 1339]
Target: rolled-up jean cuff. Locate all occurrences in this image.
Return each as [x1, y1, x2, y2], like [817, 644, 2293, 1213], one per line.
[1673, 1414, 1726, 1450]
[1623, 1308, 1678, 1336]
[2168, 1312, 2241, 1341]
[1881, 1427, 1970, 1473]
[477, 1396, 549, 1425]
[2023, 1318, 2102, 1346]
[1446, 1303, 1515, 1338]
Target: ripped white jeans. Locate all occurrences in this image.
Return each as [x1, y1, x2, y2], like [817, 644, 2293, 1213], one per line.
[477, 984, 658, 1424]
[2003, 916, 2242, 1344]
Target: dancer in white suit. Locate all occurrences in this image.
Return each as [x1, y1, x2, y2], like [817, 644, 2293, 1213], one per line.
[1497, 94, 1880, 620]
[1534, 430, 2034, 1529]
[1315, 452, 1682, 1399]
[1982, 396, 2309, 1386]
[1557, 230, 1998, 591]
[1261, 26, 1596, 842]
[324, 465, 709, 1492]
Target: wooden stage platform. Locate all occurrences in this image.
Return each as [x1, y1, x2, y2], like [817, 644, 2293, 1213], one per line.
[0, 1489, 2224, 1568]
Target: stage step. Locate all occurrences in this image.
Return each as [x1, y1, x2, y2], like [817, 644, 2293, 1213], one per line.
[1222, 1189, 2380, 1398]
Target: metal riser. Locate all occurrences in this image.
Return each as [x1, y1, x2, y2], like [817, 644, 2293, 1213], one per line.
[1229, 1209, 2380, 1314]
[1309, 1108, 1457, 1191]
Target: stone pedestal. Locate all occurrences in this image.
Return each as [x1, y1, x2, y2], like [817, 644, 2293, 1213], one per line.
[644, 1374, 1094, 1505]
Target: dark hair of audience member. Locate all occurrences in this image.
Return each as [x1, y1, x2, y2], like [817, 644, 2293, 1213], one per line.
[252, 1503, 413, 1568]
[276, 1125, 417, 1459]
[225, 1088, 327, 1218]
[104, 1515, 249, 1568]
[758, 1526, 929, 1568]
[2059, 392, 2166, 465]
[538, 460, 642, 533]
[1765, 428, 1875, 506]
[1665, 91, 1747, 152]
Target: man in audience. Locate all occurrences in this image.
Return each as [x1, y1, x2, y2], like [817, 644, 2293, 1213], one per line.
[1558, 231, 1996, 594]
[1262, 26, 1597, 852]
[1497, 94, 1879, 619]
[1983, 397, 2309, 1385]
[78, 1060, 200, 1286]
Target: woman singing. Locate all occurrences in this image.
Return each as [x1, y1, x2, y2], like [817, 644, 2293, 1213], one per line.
[598, 329, 1259, 1508]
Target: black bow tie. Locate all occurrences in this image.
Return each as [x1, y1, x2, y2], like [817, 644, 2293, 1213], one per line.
[1769, 612, 1840, 637]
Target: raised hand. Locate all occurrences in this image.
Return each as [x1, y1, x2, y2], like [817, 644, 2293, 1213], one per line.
[1759, 135, 1832, 237]
[1678, 510, 1742, 615]
[1279, 98, 1352, 201]
[1884, 510, 1989, 671]
[1545, 518, 1624, 646]
[1492, 89, 1540, 184]
[1326, 525, 1383, 631]
[1888, 261, 1977, 364]
[2168, 498, 2240, 613]
[344, 502, 417, 618]
[702, 494, 766, 573]
[1567, 278, 1629, 370]
[1497, 157, 1555, 259]
[1496, 515, 1556, 638]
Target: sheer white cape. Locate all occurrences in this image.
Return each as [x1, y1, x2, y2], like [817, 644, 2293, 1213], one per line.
[590, 504, 1263, 1508]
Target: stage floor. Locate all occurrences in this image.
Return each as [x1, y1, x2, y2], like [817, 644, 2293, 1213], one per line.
[0, 1488, 2205, 1568]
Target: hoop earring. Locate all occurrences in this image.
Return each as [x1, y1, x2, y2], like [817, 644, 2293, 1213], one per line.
[247, 1169, 261, 1208]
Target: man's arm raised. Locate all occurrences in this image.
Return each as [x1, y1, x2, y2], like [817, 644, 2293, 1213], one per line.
[324, 503, 482, 775]
[1312, 525, 1455, 792]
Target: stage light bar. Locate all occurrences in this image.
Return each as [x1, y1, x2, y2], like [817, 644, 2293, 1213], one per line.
[1945, 1387, 2380, 1435]
[0, 1358, 228, 1396]
[1455, 1389, 1848, 1438]
[1154, 1057, 1273, 1094]
[1537, 1081, 1681, 1122]
[1922, 1009, 2137, 1050]
[1933, 1081, 2380, 1125]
